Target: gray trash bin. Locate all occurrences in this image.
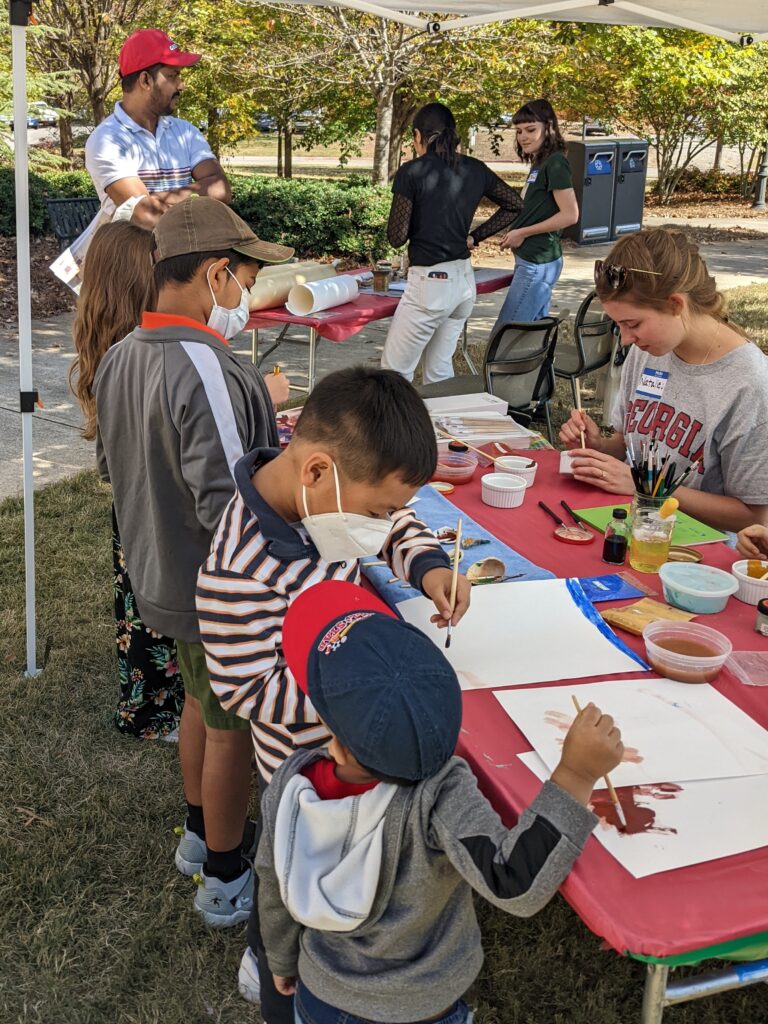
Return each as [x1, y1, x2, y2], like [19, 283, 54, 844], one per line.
[564, 140, 617, 245]
[611, 140, 649, 239]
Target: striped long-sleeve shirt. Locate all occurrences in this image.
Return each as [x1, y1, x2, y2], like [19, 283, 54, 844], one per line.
[196, 449, 450, 781]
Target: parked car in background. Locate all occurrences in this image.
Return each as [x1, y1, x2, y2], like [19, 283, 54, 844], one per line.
[29, 101, 58, 127]
[493, 112, 514, 129]
[255, 112, 277, 133]
[583, 117, 611, 136]
[292, 110, 322, 134]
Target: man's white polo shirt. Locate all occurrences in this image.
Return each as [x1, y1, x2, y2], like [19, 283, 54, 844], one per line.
[85, 101, 215, 216]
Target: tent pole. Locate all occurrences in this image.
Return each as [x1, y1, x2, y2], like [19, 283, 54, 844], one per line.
[11, 1, 41, 678]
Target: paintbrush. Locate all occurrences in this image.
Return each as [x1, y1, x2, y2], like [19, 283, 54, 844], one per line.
[571, 695, 627, 829]
[445, 517, 462, 650]
[574, 378, 586, 448]
[435, 429, 509, 466]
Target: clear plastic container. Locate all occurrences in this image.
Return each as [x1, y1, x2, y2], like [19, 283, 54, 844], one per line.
[643, 620, 732, 683]
[432, 451, 477, 485]
[659, 562, 738, 615]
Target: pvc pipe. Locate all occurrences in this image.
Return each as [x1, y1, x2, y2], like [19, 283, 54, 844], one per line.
[286, 274, 359, 316]
[12, 23, 40, 678]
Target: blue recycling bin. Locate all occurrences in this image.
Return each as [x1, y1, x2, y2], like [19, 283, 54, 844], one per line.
[611, 140, 649, 239]
[564, 140, 617, 245]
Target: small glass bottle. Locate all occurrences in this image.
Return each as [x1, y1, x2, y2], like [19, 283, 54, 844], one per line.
[603, 508, 629, 565]
[756, 598, 768, 637]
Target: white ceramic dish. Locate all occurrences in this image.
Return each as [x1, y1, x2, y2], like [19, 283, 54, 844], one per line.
[494, 455, 537, 487]
[731, 560, 768, 606]
[481, 473, 526, 509]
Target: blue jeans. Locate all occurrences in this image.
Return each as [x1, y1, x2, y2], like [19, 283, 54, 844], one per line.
[294, 983, 473, 1024]
[493, 254, 564, 333]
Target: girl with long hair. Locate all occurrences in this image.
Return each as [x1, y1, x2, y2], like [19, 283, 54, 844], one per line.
[560, 228, 768, 533]
[71, 221, 185, 739]
[381, 101, 523, 384]
[492, 98, 578, 331]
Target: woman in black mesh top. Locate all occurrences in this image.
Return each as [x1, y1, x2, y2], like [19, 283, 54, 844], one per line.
[381, 102, 522, 384]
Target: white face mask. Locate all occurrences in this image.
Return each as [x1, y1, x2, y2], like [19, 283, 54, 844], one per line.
[206, 265, 251, 340]
[301, 461, 393, 563]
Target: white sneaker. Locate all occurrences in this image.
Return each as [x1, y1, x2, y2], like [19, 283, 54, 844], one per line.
[237, 945, 262, 1004]
[174, 824, 206, 876]
[193, 866, 254, 928]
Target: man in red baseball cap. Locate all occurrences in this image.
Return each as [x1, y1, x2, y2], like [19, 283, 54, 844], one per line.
[84, 28, 230, 231]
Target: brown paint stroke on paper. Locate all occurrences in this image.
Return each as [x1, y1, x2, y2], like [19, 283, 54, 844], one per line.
[543, 710, 644, 764]
[591, 782, 683, 835]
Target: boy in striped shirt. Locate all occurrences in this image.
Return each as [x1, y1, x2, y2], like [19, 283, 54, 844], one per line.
[196, 366, 471, 1021]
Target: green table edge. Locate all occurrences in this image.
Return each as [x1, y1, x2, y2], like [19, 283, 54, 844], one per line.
[627, 930, 768, 967]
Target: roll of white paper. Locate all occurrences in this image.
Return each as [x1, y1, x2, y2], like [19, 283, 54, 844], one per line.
[286, 274, 359, 316]
[249, 261, 336, 312]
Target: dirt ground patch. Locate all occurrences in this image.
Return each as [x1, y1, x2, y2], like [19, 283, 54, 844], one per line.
[0, 236, 76, 324]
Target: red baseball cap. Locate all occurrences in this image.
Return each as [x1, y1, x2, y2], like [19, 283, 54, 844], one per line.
[282, 581, 396, 695]
[119, 29, 201, 78]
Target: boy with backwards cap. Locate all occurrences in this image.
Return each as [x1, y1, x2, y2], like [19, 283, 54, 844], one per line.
[255, 580, 624, 1024]
[94, 196, 293, 927]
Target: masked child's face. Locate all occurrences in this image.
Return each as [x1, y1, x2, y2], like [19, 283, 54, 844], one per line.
[300, 452, 418, 521]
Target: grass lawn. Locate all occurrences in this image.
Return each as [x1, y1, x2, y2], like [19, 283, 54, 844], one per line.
[2, 287, 768, 1023]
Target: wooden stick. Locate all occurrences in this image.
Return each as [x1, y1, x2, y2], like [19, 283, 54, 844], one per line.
[571, 695, 627, 829]
[574, 379, 586, 448]
[435, 428, 502, 464]
[445, 517, 462, 650]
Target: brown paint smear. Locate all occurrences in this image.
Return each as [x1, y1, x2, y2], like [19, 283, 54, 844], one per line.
[591, 783, 682, 835]
[543, 710, 644, 764]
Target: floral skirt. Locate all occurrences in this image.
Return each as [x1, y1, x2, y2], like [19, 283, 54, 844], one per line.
[112, 507, 185, 739]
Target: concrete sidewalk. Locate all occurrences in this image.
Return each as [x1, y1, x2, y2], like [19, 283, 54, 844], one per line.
[2, 232, 768, 501]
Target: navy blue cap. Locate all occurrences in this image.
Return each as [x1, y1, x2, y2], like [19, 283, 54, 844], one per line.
[283, 581, 462, 781]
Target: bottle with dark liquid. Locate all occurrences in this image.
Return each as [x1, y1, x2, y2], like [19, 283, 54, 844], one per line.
[603, 508, 629, 565]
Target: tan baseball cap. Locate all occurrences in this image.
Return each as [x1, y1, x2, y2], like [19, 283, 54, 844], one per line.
[153, 197, 295, 265]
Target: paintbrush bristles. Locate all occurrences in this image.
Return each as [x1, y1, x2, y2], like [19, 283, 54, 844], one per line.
[444, 517, 462, 650]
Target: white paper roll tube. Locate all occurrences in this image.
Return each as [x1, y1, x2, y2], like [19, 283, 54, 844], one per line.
[286, 274, 359, 316]
[248, 261, 336, 312]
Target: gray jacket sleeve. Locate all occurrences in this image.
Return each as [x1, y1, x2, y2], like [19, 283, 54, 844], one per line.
[255, 784, 303, 977]
[426, 759, 596, 917]
[95, 426, 110, 483]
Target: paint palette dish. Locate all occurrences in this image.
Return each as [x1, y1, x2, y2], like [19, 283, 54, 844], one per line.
[494, 455, 538, 487]
[432, 452, 477, 485]
[481, 473, 526, 509]
[658, 561, 738, 615]
[730, 560, 768, 605]
[643, 620, 732, 684]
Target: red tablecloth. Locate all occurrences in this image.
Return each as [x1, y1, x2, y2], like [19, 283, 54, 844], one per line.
[246, 266, 514, 343]
[448, 447, 768, 961]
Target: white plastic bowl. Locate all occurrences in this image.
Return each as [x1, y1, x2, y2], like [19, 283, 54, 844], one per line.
[494, 455, 537, 487]
[481, 472, 526, 509]
[731, 560, 768, 606]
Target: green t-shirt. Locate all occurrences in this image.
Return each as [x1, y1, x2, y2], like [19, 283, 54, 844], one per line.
[514, 151, 573, 265]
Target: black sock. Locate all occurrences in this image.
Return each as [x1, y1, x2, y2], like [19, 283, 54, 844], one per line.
[206, 846, 246, 883]
[186, 803, 205, 841]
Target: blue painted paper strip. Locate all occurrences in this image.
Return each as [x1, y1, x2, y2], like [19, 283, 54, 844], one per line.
[565, 577, 650, 671]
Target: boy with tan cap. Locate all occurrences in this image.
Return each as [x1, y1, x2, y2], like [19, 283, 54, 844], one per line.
[94, 196, 293, 926]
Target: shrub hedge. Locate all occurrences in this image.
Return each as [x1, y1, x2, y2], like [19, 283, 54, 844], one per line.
[0, 169, 392, 260]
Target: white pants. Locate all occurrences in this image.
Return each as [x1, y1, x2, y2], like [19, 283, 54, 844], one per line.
[381, 258, 477, 385]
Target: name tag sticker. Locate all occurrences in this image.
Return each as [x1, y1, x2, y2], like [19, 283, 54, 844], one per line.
[636, 369, 669, 399]
[527, 169, 539, 184]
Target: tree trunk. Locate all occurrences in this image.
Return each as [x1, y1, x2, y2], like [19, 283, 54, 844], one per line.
[91, 93, 107, 126]
[277, 128, 283, 178]
[712, 137, 723, 171]
[284, 127, 293, 180]
[59, 116, 74, 162]
[206, 107, 221, 159]
[372, 91, 395, 187]
[388, 92, 416, 181]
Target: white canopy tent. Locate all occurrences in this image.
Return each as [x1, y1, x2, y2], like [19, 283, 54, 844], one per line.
[7, 0, 768, 678]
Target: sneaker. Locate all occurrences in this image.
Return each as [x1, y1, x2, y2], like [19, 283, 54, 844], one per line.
[174, 824, 206, 877]
[237, 945, 262, 1004]
[193, 866, 254, 928]
[174, 819, 259, 877]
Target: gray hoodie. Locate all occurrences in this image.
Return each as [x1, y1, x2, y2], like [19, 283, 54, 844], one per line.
[93, 320, 277, 641]
[257, 750, 597, 1021]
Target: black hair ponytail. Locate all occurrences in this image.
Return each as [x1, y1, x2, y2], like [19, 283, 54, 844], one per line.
[412, 102, 460, 169]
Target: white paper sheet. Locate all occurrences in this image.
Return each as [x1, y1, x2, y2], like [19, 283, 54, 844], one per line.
[496, 678, 768, 786]
[286, 274, 358, 315]
[520, 750, 768, 878]
[397, 579, 645, 690]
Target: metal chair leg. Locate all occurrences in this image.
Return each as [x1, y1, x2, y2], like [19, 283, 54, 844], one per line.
[641, 964, 669, 1024]
[461, 322, 478, 374]
[543, 400, 554, 444]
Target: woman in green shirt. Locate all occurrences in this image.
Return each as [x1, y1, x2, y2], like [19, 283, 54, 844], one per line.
[491, 99, 578, 332]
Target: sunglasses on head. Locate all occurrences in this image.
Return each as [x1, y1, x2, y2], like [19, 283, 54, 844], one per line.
[594, 260, 662, 290]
